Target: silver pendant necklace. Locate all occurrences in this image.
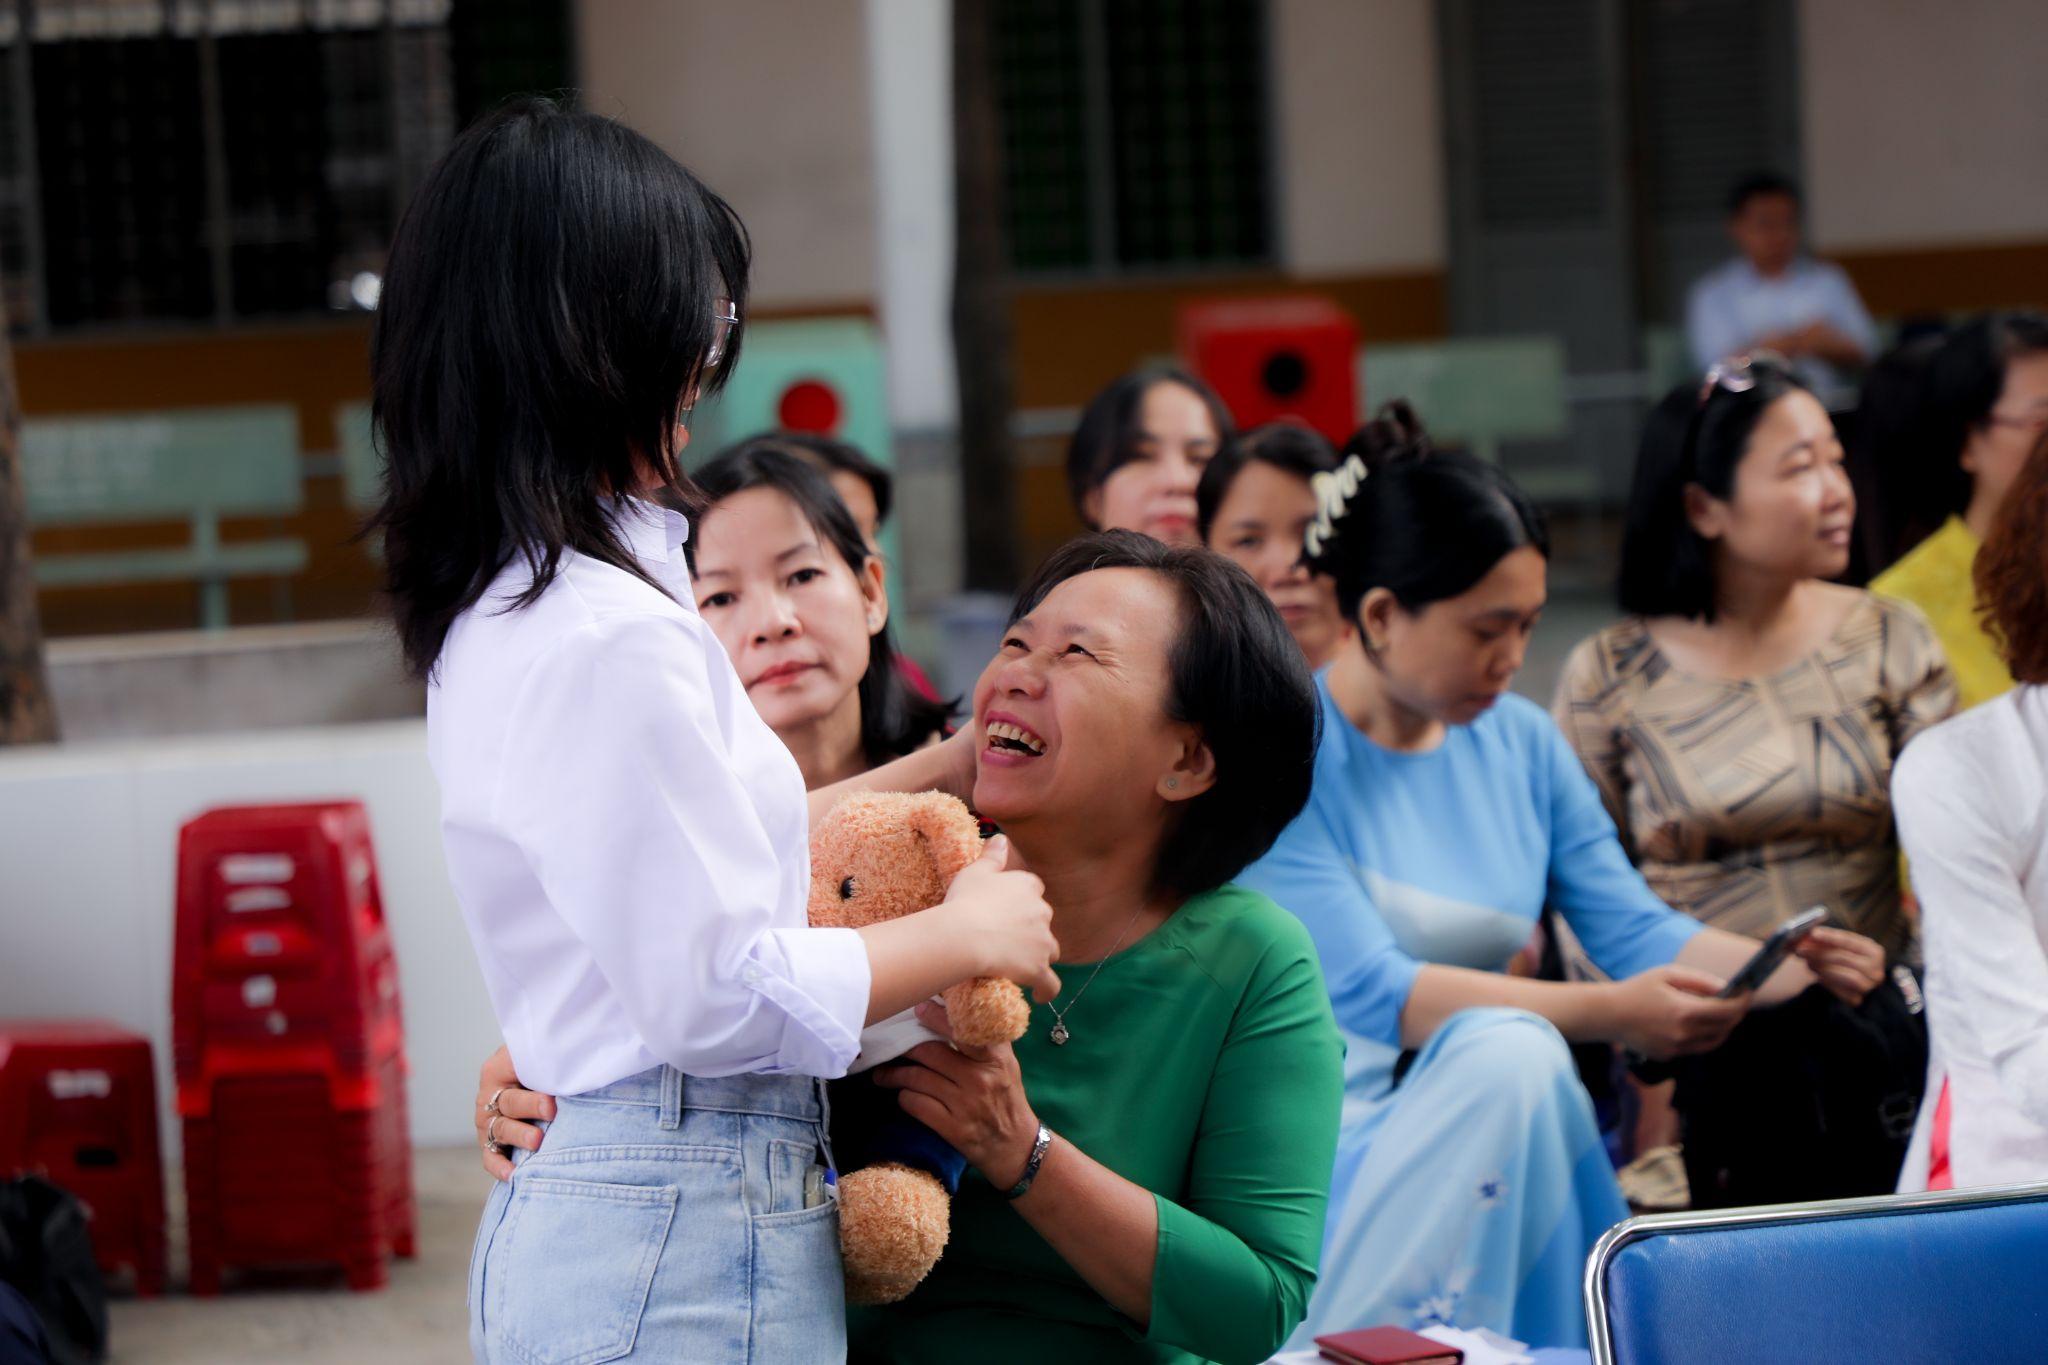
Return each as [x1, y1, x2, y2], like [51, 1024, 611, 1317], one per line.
[1046, 905, 1148, 1045]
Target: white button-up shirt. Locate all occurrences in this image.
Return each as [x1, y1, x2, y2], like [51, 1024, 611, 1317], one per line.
[427, 497, 870, 1096]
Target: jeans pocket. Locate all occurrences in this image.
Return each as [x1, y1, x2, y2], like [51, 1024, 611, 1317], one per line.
[748, 1201, 846, 1364]
[764, 1138, 819, 1216]
[485, 1175, 680, 1365]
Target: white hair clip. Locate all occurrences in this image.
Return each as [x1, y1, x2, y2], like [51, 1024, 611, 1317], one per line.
[1304, 454, 1370, 560]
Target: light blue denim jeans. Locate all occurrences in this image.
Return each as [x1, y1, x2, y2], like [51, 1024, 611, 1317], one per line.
[468, 1067, 845, 1364]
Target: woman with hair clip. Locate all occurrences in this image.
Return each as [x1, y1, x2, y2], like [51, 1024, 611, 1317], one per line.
[1239, 403, 1889, 1350]
[1556, 354, 1953, 1210]
[372, 100, 1057, 1361]
[1197, 420, 1352, 671]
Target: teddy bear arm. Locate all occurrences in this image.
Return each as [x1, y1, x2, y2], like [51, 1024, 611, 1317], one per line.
[838, 1163, 951, 1306]
[943, 977, 1031, 1048]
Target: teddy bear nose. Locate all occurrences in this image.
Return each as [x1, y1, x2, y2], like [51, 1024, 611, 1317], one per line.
[839, 877, 858, 900]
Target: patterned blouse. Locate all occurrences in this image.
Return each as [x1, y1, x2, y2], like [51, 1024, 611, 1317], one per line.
[1553, 593, 1957, 959]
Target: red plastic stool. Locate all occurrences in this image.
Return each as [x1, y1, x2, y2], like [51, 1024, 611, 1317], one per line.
[173, 801, 414, 1294]
[181, 1052, 413, 1294]
[0, 1020, 167, 1295]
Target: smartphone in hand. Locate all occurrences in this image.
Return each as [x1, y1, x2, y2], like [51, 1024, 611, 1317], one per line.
[1718, 906, 1829, 998]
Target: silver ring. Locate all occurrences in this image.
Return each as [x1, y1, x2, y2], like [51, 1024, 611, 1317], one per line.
[484, 1114, 505, 1149]
[485, 1085, 510, 1118]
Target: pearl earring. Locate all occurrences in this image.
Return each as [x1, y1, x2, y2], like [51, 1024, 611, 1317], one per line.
[1166, 778, 1179, 791]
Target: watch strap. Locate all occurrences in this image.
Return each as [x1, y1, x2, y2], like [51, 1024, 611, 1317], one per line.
[1004, 1123, 1053, 1200]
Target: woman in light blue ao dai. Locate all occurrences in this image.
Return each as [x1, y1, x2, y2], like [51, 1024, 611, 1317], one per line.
[1240, 405, 1890, 1349]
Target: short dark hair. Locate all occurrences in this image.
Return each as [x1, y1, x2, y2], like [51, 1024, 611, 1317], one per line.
[1307, 401, 1549, 623]
[1915, 310, 2048, 518]
[1975, 427, 2048, 684]
[1006, 531, 1317, 900]
[1618, 358, 1810, 621]
[693, 440, 952, 766]
[1064, 366, 1237, 524]
[1195, 420, 1340, 542]
[1727, 170, 1801, 217]
[760, 430, 895, 529]
[371, 98, 749, 677]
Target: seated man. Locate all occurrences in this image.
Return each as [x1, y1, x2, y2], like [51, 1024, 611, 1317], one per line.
[1686, 171, 1877, 406]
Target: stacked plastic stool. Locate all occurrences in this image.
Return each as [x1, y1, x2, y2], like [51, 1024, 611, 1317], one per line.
[0, 1019, 167, 1294]
[173, 800, 415, 1293]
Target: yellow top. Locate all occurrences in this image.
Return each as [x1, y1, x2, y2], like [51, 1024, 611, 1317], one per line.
[1873, 516, 2015, 712]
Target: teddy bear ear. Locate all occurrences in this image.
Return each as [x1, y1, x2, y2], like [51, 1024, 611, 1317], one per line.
[904, 791, 983, 884]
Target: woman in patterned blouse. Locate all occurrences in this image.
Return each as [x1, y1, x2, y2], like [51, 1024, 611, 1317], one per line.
[1556, 353, 1956, 1205]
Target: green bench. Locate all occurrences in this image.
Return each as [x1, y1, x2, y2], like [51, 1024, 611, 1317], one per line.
[1359, 335, 1611, 508]
[22, 405, 308, 629]
[1642, 326, 1696, 399]
[1360, 336, 1570, 465]
[337, 400, 381, 512]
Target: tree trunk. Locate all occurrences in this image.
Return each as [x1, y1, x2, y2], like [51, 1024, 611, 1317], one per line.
[0, 298, 58, 745]
[950, 0, 1022, 592]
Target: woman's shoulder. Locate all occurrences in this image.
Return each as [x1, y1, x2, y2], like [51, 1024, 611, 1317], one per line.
[1855, 582, 1940, 644]
[1871, 518, 1971, 605]
[1167, 887, 1338, 1044]
[1170, 885, 1325, 982]
[1894, 689, 2044, 838]
[1898, 688, 2036, 784]
[1558, 618, 1661, 697]
[1467, 691, 1576, 761]
[1835, 586, 1950, 686]
[446, 557, 717, 701]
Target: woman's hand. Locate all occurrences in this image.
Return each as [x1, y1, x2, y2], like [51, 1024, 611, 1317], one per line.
[1610, 964, 1750, 1060]
[1793, 926, 1887, 1007]
[475, 1044, 556, 1181]
[873, 1001, 1040, 1189]
[937, 725, 981, 804]
[939, 836, 1062, 1003]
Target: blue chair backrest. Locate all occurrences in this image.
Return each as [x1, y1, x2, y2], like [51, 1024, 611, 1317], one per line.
[1588, 1183, 2048, 1364]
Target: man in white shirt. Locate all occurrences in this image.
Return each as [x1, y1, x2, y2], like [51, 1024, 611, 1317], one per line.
[1686, 172, 1877, 407]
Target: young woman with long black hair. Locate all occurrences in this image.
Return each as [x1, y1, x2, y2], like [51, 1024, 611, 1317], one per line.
[372, 100, 1058, 1361]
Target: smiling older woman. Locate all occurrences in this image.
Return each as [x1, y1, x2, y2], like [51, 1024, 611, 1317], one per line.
[845, 532, 1341, 1365]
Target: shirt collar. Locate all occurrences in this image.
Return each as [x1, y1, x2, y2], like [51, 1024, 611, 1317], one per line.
[1736, 255, 1813, 285]
[608, 496, 692, 567]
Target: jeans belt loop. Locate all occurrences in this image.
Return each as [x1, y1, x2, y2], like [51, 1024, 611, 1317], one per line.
[659, 1065, 684, 1130]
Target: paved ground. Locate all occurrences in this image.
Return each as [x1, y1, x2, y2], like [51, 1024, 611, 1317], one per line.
[107, 1146, 488, 1364]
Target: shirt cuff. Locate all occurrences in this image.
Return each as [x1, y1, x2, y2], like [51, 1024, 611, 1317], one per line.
[1651, 911, 1707, 974]
[1372, 954, 1427, 1047]
[850, 1007, 946, 1074]
[744, 925, 872, 1078]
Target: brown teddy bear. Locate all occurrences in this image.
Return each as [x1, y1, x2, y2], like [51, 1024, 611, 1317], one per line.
[808, 790, 1030, 1305]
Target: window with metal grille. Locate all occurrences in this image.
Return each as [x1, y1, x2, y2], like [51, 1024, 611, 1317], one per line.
[994, 0, 1272, 276]
[1, 0, 564, 335]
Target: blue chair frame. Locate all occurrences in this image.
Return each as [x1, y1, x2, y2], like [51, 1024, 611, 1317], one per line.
[1586, 1181, 2048, 1364]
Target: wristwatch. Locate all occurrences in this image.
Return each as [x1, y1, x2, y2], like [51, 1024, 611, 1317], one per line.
[1004, 1123, 1053, 1200]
